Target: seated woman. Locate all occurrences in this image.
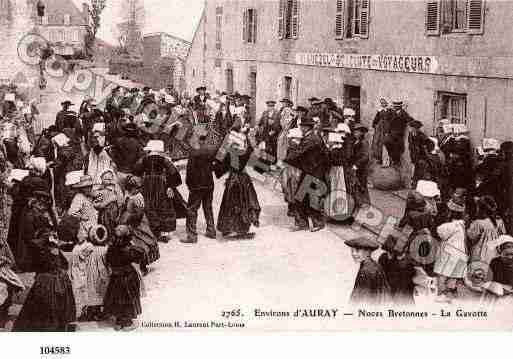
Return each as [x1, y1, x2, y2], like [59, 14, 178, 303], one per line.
[68, 175, 98, 241]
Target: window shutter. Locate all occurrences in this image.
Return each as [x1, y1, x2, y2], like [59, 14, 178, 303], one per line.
[252, 10, 257, 43]
[466, 0, 484, 34]
[278, 0, 285, 39]
[425, 0, 441, 36]
[335, 0, 345, 39]
[243, 9, 248, 42]
[291, 0, 299, 39]
[359, 0, 370, 38]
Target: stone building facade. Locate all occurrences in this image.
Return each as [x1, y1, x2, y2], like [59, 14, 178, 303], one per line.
[141, 32, 191, 91]
[35, 0, 89, 57]
[185, 0, 513, 145]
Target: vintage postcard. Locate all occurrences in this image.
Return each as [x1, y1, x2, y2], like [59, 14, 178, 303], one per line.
[1, 0, 513, 338]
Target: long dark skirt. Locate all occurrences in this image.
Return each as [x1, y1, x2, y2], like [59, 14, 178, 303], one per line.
[131, 216, 160, 265]
[103, 267, 141, 319]
[98, 202, 120, 239]
[13, 270, 76, 331]
[143, 174, 188, 233]
[217, 171, 261, 234]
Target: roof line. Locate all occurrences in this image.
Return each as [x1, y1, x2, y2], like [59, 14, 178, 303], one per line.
[186, 6, 206, 59]
[143, 32, 192, 45]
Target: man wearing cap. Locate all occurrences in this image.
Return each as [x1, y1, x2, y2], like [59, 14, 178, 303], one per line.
[318, 99, 339, 129]
[192, 86, 210, 124]
[345, 237, 391, 305]
[134, 140, 189, 242]
[285, 116, 328, 232]
[105, 86, 123, 119]
[350, 124, 371, 210]
[383, 101, 413, 167]
[55, 101, 75, 130]
[371, 98, 392, 164]
[213, 102, 234, 138]
[307, 98, 322, 118]
[183, 133, 217, 243]
[256, 100, 281, 166]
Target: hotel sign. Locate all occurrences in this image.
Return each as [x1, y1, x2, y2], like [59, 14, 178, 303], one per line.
[295, 53, 439, 74]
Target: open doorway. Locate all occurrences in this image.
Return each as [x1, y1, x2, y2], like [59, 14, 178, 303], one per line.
[344, 85, 361, 122]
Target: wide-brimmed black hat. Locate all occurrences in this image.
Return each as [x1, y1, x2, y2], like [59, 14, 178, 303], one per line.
[295, 106, 308, 113]
[266, 100, 276, 105]
[408, 120, 423, 129]
[344, 237, 380, 251]
[298, 117, 315, 127]
[143, 86, 151, 92]
[280, 98, 292, 104]
[353, 124, 369, 133]
[308, 97, 320, 102]
[123, 122, 138, 133]
[61, 100, 74, 107]
[196, 86, 207, 92]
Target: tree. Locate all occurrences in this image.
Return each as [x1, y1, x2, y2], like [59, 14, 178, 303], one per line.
[85, 0, 107, 58]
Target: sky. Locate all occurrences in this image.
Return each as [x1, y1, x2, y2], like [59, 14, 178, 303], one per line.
[73, 0, 205, 45]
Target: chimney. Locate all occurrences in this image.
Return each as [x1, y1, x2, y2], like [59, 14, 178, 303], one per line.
[82, 3, 89, 25]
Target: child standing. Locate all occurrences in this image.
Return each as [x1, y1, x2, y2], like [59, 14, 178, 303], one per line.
[120, 176, 159, 275]
[70, 227, 110, 322]
[103, 225, 143, 331]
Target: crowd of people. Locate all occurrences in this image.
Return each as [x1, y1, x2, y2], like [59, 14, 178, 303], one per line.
[1, 80, 513, 332]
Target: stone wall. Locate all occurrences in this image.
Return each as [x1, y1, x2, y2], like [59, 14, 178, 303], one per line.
[0, 0, 39, 87]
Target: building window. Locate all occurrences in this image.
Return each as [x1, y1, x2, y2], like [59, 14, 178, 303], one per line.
[337, 0, 370, 39]
[278, 0, 299, 39]
[215, 59, 221, 68]
[426, 0, 484, 35]
[216, 6, 222, 50]
[64, 13, 71, 26]
[225, 68, 234, 94]
[283, 76, 292, 100]
[192, 69, 196, 77]
[243, 8, 257, 43]
[437, 92, 467, 124]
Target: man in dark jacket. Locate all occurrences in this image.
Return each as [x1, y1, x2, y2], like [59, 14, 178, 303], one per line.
[371, 98, 392, 164]
[111, 122, 144, 189]
[192, 86, 210, 124]
[351, 124, 371, 210]
[285, 116, 328, 232]
[384, 101, 412, 167]
[256, 100, 281, 165]
[183, 134, 217, 243]
[55, 100, 75, 128]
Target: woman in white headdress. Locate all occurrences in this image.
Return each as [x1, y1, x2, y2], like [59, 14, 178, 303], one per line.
[325, 122, 354, 221]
